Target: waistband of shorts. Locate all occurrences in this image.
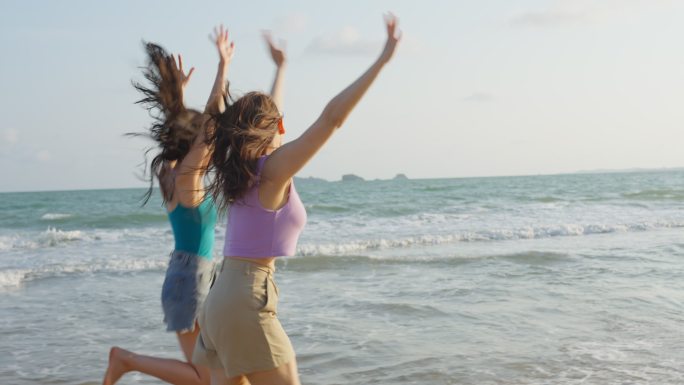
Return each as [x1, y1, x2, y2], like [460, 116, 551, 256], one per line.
[170, 250, 212, 264]
[223, 257, 275, 275]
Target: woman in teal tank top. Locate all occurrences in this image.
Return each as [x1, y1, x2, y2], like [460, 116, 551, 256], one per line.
[101, 26, 282, 385]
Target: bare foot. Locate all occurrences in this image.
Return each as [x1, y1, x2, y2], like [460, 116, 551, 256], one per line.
[102, 346, 131, 385]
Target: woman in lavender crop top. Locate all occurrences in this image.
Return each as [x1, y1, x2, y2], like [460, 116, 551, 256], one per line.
[193, 15, 401, 385]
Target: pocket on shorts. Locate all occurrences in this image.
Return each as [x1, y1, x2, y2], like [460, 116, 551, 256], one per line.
[249, 276, 267, 310]
[249, 275, 278, 316]
[269, 276, 279, 297]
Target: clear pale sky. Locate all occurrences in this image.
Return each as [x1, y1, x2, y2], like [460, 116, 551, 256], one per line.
[1, 0, 683, 192]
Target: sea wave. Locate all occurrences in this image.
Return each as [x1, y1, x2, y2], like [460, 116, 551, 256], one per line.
[276, 251, 574, 273]
[0, 226, 171, 251]
[80, 212, 167, 227]
[622, 189, 684, 201]
[305, 204, 353, 214]
[0, 259, 171, 290]
[6, 212, 168, 230]
[0, 251, 570, 288]
[40, 213, 74, 220]
[0, 227, 84, 250]
[297, 220, 684, 256]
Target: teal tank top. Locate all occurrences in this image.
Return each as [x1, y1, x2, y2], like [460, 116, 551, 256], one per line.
[167, 197, 217, 259]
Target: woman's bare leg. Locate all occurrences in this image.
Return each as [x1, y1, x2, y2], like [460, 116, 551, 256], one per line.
[207, 359, 298, 385]
[102, 322, 210, 385]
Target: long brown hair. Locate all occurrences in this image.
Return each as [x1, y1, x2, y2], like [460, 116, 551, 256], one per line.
[130, 42, 205, 205]
[207, 91, 282, 212]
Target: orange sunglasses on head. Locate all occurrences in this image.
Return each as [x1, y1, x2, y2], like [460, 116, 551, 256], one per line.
[278, 117, 285, 135]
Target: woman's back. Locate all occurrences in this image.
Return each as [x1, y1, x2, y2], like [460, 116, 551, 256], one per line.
[168, 197, 217, 258]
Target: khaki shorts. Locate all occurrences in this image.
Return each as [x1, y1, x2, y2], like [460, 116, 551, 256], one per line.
[193, 258, 295, 378]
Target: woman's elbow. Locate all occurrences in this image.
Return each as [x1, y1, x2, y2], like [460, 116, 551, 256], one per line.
[321, 106, 345, 130]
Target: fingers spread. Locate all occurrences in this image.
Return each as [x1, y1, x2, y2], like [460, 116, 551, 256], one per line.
[171, 55, 179, 71]
[262, 30, 274, 46]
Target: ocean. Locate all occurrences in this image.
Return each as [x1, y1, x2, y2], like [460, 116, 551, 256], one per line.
[1, 171, 683, 384]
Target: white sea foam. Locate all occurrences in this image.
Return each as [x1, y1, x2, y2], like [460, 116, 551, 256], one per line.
[0, 237, 12, 251]
[36, 227, 84, 246]
[40, 213, 73, 220]
[0, 269, 28, 289]
[297, 220, 684, 256]
[0, 227, 85, 249]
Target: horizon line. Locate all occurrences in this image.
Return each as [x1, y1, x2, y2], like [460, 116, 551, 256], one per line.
[2, 166, 683, 194]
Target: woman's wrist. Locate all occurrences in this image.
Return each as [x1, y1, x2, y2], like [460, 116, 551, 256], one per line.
[219, 60, 230, 70]
[373, 56, 387, 71]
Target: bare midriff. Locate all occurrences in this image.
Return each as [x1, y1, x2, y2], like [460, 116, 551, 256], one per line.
[226, 256, 276, 269]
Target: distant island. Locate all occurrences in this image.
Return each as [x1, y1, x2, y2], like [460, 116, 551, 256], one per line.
[341, 174, 365, 182]
[294, 174, 403, 183]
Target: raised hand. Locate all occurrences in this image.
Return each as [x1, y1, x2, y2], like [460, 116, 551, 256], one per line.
[378, 13, 401, 64]
[171, 54, 194, 91]
[262, 31, 286, 67]
[210, 24, 235, 65]
[205, 25, 234, 114]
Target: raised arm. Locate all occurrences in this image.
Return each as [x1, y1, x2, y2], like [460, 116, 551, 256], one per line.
[263, 14, 401, 184]
[173, 26, 233, 196]
[167, 54, 211, 187]
[263, 32, 287, 112]
[205, 25, 235, 114]
[174, 54, 194, 107]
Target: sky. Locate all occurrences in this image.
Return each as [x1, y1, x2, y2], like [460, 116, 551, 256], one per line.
[1, 0, 684, 192]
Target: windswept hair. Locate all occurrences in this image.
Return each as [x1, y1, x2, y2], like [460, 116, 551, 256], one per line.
[130, 42, 204, 205]
[207, 91, 282, 212]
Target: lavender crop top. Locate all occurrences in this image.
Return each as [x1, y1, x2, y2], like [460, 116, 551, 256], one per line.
[223, 156, 307, 257]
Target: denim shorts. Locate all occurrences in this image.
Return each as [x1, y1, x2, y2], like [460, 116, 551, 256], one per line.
[161, 250, 217, 333]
